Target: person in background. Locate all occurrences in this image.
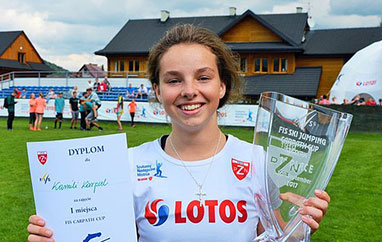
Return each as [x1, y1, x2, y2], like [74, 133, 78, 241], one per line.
[5, 89, 18, 130]
[69, 91, 80, 129]
[84, 99, 103, 131]
[349, 95, 362, 105]
[318, 95, 330, 105]
[21, 88, 28, 99]
[116, 95, 124, 130]
[45, 88, 55, 103]
[128, 98, 137, 128]
[54, 92, 65, 129]
[97, 80, 108, 92]
[93, 78, 100, 91]
[14, 88, 21, 98]
[87, 80, 93, 91]
[126, 83, 137, 99]
[79, 92, 88, 130]
[28, 93, 36, 130]
[138, 83, 147, 99]
[378, 99, 382, 106]
[34, 92, 46, 131]
[365, 97, 376, 106]
[104, 77, 112, 91]
[87, 88, 102, 109]
[331, 96, 339, 105]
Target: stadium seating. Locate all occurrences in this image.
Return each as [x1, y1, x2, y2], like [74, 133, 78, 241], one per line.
[0, 86, 150, 101]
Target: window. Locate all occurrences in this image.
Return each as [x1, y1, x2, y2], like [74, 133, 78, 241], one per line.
[135, 60, 139, 72]
[114, 61, 119, 72]
[129, 61, 134, 72]
[128, 60, 140, 72]
[18, 52, 25, 64]
[273, 58, 288, 73]
[254, 58, 260, 72]
[281, 59, 287, 72]
[240, 57, 247, 72]
[254, 58, 268, 73]
[262, 58, 268, 72]
[273, 58, 280, 72]
[120, 61, 124, 72]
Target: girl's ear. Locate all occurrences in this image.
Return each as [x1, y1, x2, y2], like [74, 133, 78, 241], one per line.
[219, 81, 226, 99]
[153, 83, 161, 103]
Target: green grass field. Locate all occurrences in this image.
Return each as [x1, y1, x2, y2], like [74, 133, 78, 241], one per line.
[0, 118, 381, 241]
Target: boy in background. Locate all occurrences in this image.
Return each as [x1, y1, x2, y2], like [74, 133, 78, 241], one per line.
[69, 91, 79, 129]
[54, 92, 65, 129]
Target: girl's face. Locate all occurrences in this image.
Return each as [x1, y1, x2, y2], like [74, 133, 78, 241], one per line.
[154, 43, 226, 132]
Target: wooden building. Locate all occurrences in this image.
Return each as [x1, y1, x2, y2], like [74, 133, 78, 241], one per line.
[95, 9, 382, 99]
[0, 31, 51, 76]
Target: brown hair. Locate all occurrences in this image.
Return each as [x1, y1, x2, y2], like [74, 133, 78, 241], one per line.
[148, 24, 241, 108]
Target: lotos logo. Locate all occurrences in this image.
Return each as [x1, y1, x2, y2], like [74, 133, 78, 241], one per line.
[145, 199, 169, 226]
[145, 199, 248, 225]
[37, 151, 48, 165]
[231, 158, 250, 180]
[356, 80, 377, 87]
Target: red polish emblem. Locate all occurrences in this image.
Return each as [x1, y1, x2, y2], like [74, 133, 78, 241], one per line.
[37, 151, 48, 165]
[231, 158, 250, 180]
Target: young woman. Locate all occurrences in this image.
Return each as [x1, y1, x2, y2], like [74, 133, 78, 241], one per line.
[27, 24, 330, 242]
[116, 95, 124, 130]
[34, 92, 46, 131]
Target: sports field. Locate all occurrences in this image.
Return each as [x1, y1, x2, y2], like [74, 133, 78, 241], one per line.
[0, 118, 381, 241]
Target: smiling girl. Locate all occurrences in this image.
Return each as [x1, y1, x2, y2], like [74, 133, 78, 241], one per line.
[27, 24, 330, 242]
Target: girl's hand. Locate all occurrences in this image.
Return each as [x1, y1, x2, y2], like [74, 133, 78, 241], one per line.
[27, 215, 54, 242]
[280, 190, 330, 234]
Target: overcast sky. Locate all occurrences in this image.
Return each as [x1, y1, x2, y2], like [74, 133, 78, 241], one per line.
[1, 0, 381, 71]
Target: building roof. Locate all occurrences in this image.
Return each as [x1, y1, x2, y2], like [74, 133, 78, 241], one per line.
[95, 10, 308, 55]
[244, 67, 322, 97]
[0, 59, 52, 71]
[79, 64, 106, 77]
[303, 27, 382, 55]
[0, 31, 23, 55]
[0, 31, 52, 72]
[95, 9, 382, 57]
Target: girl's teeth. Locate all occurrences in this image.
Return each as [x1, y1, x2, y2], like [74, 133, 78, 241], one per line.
[182, 104, 201, 110]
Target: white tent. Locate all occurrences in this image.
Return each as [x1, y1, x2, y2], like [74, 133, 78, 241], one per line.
[330, 40, 382, 103]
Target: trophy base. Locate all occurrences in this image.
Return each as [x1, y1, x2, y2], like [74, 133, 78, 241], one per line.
[254, 221, 311, 242]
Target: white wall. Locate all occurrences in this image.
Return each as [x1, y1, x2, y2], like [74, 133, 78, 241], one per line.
[6, 77, 151, 91]
[0, 99, 257, 127]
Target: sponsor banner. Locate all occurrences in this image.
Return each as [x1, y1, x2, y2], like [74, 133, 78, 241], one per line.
[0, 99, 257, 127]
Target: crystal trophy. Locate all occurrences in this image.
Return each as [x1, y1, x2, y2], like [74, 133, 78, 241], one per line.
[253, 92, 352, 242]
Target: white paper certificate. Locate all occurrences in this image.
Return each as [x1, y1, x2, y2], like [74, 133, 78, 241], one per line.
[27, 133, 137, 242]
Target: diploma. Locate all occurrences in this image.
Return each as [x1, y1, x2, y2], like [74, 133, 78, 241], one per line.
[27, 133, 137, 242]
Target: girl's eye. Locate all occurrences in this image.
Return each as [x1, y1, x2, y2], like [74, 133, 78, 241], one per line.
[199, 76, 210, 81]
[168, 79, 181, 84]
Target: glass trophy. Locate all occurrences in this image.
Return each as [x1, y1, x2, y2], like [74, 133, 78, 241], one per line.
[253, 92, 352, 242]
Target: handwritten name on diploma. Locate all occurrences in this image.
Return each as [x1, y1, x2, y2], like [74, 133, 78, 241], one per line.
[51, 178, 108, 193]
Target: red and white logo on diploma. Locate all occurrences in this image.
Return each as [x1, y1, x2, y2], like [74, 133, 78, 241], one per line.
[37, 151, 48, 165]
[231, 158, 250, 180]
